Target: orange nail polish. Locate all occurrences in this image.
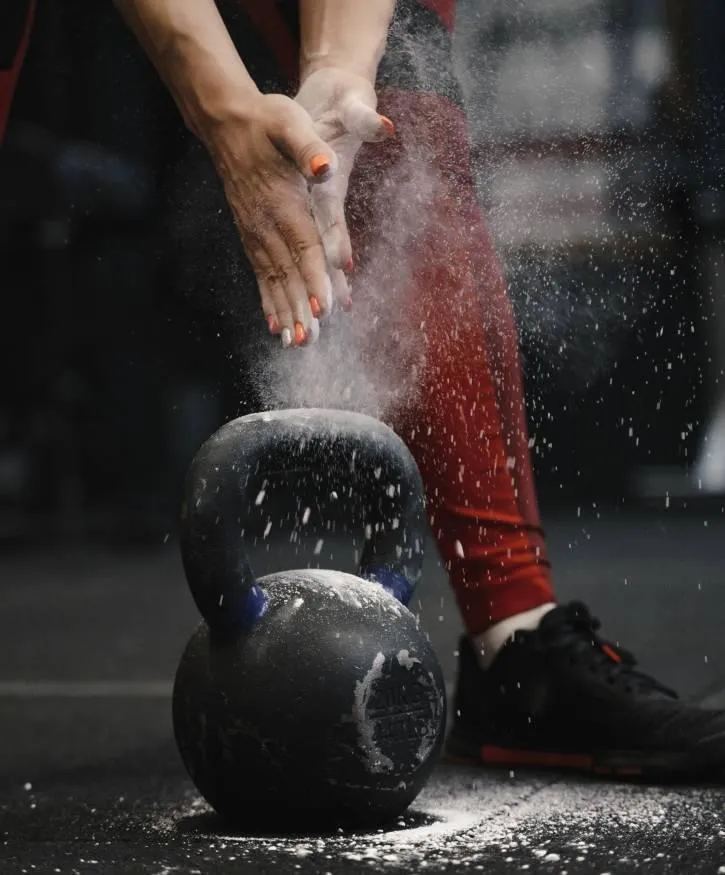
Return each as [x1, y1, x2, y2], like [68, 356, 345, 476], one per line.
[310, 154, 331, 177]
[380, 115, 396, 136]
[344, 257, 354, 274]
[267, 315, 279, 334]
[309, 295, 321, 318]
[294, 322, 306, 345]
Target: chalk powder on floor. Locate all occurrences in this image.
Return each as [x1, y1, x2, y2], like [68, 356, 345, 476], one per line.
[150, 771, 724, 870]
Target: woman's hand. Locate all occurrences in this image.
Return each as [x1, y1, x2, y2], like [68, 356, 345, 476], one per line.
[295, 68, 394, 310]
[202, 92, 338, 347]
[114, 0, 394, 343]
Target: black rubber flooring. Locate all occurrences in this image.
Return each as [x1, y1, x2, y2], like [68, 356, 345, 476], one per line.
[2, 507, 725, 874]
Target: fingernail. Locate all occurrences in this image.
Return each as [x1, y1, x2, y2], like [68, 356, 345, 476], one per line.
[344, 257, 354, 274]
[310, 154, 331, 177]
[380, 115, 396, 136]
[309, 295, 321, 318]
[282, 327, 293, 348]
[267, 315, 279, 334]
[343, 296, 353, 312]
[294, 322, 306, 345]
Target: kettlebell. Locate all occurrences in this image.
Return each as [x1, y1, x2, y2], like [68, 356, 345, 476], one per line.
[172, 409, 447, 829]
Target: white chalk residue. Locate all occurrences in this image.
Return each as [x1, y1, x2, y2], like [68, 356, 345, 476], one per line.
[395, 650, 420, 670]
[393, 651, 441, 765]
[262, 568, 405, 618]
[351, 653, 395, 775]
[150, 770, 711, 871]
[360, 806, 480, 848]
[248, 153, 436, 423]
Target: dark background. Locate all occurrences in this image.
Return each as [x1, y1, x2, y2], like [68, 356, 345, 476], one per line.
[1, 0, 724, 545]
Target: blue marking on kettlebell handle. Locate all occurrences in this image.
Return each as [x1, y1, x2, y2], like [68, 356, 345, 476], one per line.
[361, 566, 414, 606]
[236, 584, 269, 631]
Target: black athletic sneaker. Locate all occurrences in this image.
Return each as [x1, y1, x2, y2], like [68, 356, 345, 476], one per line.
[446, 601, 725, 779]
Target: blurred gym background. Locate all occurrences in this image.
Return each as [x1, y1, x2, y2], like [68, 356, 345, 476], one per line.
[1, 0, 724, 547]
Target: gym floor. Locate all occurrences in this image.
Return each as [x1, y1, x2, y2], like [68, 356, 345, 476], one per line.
[2, 507, 725, 874]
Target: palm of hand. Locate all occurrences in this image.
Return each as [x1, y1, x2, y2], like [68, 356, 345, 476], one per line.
[296, 68, 391, 307]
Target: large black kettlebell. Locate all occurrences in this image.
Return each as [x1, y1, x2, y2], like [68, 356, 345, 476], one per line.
[173, 409, 447, 829]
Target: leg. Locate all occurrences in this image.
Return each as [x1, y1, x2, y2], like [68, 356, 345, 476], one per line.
[347, 91, 555, 638]
[342, 11, 725, 775]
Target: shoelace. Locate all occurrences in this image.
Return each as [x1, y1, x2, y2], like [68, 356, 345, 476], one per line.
[538, 602, 678, 698]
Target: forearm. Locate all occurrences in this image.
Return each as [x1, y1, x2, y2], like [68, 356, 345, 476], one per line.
[299, 0, 396, 84]
[114, 0, 259, 136]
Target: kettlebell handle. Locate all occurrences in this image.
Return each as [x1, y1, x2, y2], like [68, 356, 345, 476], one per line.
[180, 409, 427, 635]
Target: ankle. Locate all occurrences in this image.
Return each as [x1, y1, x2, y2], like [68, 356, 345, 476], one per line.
[471, 603, 557, 670]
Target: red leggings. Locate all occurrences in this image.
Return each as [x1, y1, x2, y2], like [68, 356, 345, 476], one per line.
[346, 91, 555, 633]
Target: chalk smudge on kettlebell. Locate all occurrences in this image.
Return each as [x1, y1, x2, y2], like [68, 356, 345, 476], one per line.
[273, 595, 305, 625]
[350, 647, 444, 778]
[352, 653, 396, 775]
[394, 650, 443, 766]
[396, 650, 417, 669]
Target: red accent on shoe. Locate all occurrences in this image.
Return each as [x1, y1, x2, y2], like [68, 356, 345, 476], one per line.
[481, 745, 593, 770]
[601, 644, 622, 663]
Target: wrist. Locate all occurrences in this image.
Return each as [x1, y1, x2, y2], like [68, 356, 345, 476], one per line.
[186, 86, 263, 139]
[301, 56, 378, 86]
[189, 84, 263, 141]
[163, 42, 262, 135]
[299, 0, 393, 86]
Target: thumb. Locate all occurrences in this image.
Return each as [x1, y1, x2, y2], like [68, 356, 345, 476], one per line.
[341, 96, 395, 143]
[268, 97, 339, 182]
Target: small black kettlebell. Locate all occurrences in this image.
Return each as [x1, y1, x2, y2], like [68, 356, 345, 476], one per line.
[172, 409, 446, 829]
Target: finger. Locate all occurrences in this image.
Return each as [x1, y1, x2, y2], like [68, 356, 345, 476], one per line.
[249, 181, 325, 345]
[273, 204, 333, 324]
[293, 240, 331, 328]
[329, 266, 351, 311]
[267, 96, 339, 183]
[270, 276, 297, 349]
[309, 273, 333, 320]
[307, 315, 321, 346]
[266, 271, 298, 349]
[248, 239, 296, 346]
[263, 239, 316, 347]
[321, 272, 334, 312]
[341, 97, 395, 143]
[260, 279, 280, 335]
[311, 182, 353, 272]
[241, 232, 281, 336]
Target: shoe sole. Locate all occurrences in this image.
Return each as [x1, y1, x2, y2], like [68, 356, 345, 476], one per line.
[445, 735, 712, 781]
